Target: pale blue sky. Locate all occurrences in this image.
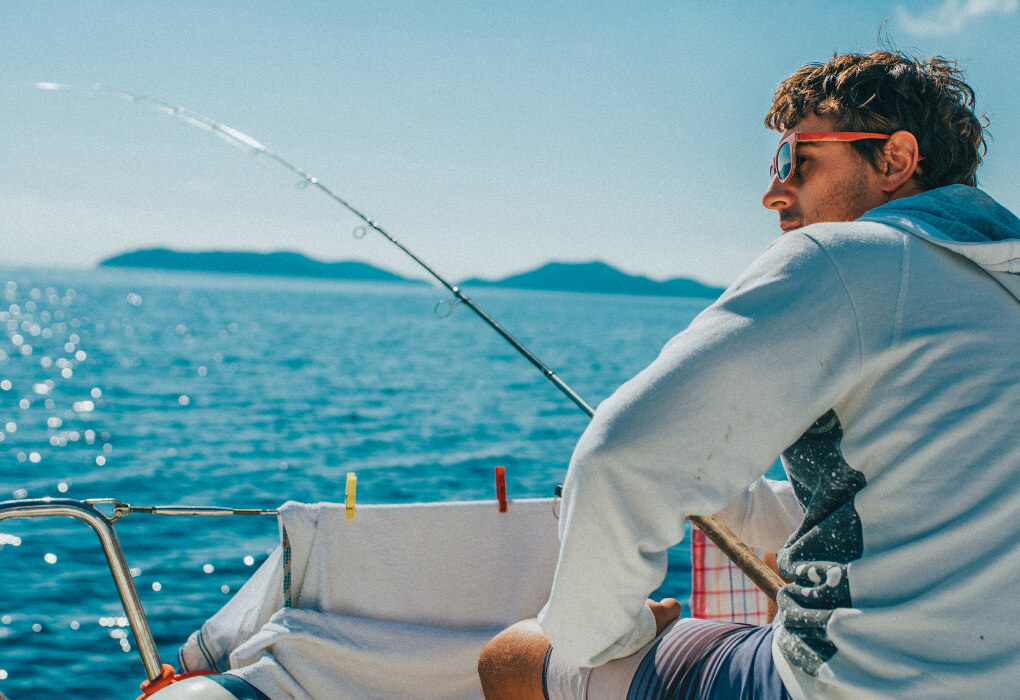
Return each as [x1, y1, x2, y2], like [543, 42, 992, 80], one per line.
[2, 1, 1018, 285]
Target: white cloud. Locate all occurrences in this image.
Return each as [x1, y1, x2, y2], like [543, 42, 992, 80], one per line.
[896, 0, 1018, 37]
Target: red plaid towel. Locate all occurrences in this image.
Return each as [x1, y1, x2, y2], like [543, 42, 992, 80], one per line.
[689, 528, 769, 625]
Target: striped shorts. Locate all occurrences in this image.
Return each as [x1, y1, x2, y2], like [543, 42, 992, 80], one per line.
[543, 618, 791, 700]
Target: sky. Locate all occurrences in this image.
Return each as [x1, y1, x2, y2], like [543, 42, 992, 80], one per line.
[2, 1, 1018, 286]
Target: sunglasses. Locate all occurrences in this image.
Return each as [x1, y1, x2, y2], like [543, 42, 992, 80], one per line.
[771, 131, 891, 183]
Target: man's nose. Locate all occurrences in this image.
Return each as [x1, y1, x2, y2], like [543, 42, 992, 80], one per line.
[762, 176, 794, 211]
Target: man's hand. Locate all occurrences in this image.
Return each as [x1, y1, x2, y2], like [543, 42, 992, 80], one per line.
[647, 597, 683, 636]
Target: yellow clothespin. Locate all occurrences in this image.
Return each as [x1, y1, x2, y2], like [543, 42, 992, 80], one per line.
[346, 472, 357, 520]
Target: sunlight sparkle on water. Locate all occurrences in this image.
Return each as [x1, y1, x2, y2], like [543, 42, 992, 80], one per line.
[44, 553, 57, 564]
[202, 564, 214, 574]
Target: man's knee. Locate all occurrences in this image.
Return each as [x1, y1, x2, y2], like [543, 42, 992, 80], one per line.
[478, 619, 549, 700]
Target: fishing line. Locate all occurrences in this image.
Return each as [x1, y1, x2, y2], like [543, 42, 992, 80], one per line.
[32, 82, 783, 598]
[34, 81, 595, 417]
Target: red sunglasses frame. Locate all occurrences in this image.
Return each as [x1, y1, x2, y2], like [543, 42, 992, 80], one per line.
[770, 131, 891, 182]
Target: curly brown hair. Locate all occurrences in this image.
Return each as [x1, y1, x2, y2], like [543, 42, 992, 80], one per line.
[765, 51, 987, 189]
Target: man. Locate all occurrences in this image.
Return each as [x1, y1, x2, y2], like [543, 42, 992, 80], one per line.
[478, 51, 1020, 699]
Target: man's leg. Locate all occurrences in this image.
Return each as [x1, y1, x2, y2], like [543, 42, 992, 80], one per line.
[478, 618, 549, 700]
[478, 600, 681, 700]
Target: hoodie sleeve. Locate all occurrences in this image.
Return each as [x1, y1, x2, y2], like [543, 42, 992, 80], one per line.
[537, 231, 864, 667]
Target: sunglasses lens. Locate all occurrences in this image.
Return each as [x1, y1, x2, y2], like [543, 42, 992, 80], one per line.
[775, 141, 792, 181]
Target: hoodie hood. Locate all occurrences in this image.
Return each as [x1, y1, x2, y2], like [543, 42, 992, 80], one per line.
[859, 185, 1020, 304]
[859, 185, 1020, 274]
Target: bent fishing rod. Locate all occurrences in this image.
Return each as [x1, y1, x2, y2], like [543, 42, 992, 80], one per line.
[37, 83, 784, 600]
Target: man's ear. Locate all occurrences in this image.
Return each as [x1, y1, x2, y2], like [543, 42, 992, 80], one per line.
[877, 130, 922, 193]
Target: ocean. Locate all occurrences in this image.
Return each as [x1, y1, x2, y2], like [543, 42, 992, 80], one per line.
[0, 266, 715, 698]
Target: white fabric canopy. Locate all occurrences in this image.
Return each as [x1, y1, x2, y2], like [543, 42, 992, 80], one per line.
[179, 498, 560, 699]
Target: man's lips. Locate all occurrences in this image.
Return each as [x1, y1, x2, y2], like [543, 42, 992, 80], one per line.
[779, 214, 802, 232]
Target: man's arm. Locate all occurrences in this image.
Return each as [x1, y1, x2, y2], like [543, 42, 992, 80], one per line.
[538, 231, 863, 667]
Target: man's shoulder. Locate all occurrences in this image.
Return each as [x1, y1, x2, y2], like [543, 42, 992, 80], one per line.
[762, 221, 908, 273]
[794, 220, 908, 249]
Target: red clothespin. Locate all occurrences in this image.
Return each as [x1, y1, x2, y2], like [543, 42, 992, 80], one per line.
[495, 466, 508, 513]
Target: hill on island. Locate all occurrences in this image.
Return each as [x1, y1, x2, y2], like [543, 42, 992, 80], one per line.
[100, 250, 725, 299]
[462, 261, 724, 299]
[100, 248, 414, 283]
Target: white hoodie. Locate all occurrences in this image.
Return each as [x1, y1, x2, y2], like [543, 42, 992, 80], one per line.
[538, 185, 1020, 699]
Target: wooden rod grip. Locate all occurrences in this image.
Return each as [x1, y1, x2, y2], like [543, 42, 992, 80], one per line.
[688, 514, 786, 602]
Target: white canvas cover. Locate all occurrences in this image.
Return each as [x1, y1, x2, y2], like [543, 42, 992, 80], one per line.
[179, 498, 561, 700]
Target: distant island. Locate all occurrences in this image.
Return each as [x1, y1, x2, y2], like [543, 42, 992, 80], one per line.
[100, 249, 725, 299]
[463, 261, 724, 299]
[100, 248, 413, 284]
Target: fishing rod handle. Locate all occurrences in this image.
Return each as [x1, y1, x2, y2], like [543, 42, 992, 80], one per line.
[688, 514, 785, 601]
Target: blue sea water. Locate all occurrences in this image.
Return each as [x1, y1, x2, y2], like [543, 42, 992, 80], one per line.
[0, 267, 716, 698]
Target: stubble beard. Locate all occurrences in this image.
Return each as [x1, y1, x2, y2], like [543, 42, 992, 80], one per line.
[783, 160, 876, 231]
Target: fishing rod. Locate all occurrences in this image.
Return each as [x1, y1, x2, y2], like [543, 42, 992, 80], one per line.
[35, 82, 784, 599]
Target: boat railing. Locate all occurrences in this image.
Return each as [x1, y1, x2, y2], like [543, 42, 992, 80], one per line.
[0, 497, 280, 685]
[0, 497, 164, 683]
